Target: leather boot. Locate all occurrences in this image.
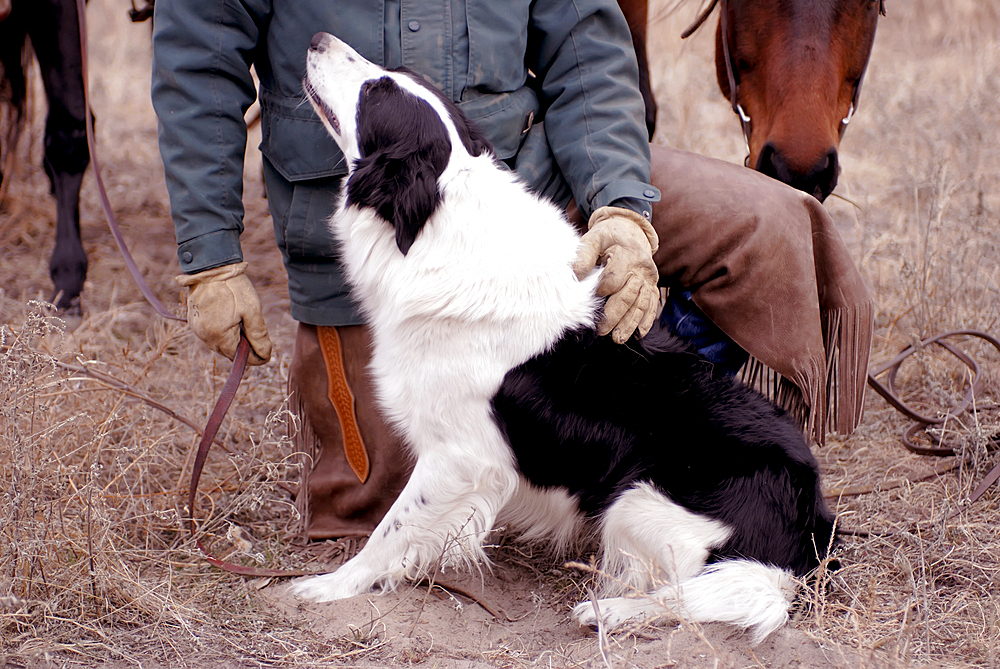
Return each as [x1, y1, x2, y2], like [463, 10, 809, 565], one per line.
[289, 323, 412, 540]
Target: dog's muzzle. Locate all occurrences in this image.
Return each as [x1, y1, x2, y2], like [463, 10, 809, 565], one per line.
[303, 77, 340, 136]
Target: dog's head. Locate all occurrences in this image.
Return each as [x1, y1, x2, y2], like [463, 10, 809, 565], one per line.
[304, 33, 493, 255]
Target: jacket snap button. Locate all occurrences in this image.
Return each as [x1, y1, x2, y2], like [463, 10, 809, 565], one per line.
[182, 251, 193, 263]
[408, 20, 420, 32]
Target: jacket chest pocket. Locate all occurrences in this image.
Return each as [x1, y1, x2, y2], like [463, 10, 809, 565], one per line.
[465, 2, 531, 92]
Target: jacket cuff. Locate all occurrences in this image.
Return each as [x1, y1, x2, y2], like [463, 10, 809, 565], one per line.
[177, 229, 243, 274]
[591, 181, 660, 221]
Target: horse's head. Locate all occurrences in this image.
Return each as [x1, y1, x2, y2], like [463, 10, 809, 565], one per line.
[715, 0, 882, 201]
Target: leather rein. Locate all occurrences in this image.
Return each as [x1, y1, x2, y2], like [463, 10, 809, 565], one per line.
[75, 0, 318, 577]
[867, 330, 1000, 510]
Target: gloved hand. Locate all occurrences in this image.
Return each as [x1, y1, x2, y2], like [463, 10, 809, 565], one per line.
[573, 206, 660, 344]
[176, 261, 273, 365]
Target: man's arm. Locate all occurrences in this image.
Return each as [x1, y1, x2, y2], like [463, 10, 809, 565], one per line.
[529, 0, 661, 342]
[528, 0, 659, 220]
[151, 0, 269, 274]
[152, 0, 274, 363]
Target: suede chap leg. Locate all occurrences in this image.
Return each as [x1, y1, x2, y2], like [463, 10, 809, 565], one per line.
[647, 144, 873, 439]
[290, 323, 412, 540]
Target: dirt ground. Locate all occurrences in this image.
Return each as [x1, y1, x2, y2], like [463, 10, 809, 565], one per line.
[3, 0, 1000, 667]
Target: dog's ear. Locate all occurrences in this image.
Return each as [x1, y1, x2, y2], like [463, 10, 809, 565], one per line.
[347, 77, 452, 255]
[394, 68, 494, 159]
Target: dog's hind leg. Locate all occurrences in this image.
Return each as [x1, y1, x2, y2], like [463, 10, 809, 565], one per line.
[575, 560, 795, 645]
[290, 443, 518, 602]
[593, 482, 732, 595]
[645, 560, 795, 645]
[573, 483, 795, 645]
[571, 482, 728, 629]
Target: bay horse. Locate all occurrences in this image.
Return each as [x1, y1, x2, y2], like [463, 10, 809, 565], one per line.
[619, 0, 883, 202]
[1, 0, 90, 314]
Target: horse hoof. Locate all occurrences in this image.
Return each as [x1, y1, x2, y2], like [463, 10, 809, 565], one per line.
[56, 296, 84, 331]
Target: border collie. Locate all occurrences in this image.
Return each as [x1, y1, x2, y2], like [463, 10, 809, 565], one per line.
[291, 32, 836, 645]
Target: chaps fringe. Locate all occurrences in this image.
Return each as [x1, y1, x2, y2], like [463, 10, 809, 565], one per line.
[742, 298, 875, 445]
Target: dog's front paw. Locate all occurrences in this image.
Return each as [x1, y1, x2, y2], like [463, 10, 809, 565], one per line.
[289, 563, 377, 602]
[572, 596, 655, 632]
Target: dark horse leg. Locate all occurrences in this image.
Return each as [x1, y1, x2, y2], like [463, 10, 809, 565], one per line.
[30, 0, 91, 313]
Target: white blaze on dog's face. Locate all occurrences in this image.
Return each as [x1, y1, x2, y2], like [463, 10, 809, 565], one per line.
[304, 32, 383, 163]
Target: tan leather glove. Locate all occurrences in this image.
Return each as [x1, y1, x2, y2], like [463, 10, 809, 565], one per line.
[176, 262, 273, 365]
[573, 206, 660, 344]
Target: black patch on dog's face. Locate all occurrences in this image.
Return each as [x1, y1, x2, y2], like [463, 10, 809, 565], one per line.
[347, 76, 452, 255]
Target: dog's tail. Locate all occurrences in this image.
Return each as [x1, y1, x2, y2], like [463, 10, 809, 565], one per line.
[656, 560, 795, 645]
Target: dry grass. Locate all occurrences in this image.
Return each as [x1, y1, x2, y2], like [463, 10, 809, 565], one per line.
[2, 0, 1000, 666]
[0, 301, 320, 664]
[805, 0, 1000, 660]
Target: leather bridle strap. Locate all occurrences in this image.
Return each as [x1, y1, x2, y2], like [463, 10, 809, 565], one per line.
[840, 0, 886, 137]
[716, 0, 751, 157]
[680, 0, 747, 149]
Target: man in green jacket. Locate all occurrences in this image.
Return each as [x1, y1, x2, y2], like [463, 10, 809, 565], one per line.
[153, 0, 872, 539]
[153, 0, 674, 538]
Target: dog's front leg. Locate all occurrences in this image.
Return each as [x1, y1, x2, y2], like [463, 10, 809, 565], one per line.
[289, 448, 518, 602]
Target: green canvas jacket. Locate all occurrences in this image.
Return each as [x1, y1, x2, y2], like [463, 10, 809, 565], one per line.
[152, 0, 659, 325]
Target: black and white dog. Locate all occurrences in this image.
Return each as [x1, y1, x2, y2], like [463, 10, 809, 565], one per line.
[291, 33, 836, 645]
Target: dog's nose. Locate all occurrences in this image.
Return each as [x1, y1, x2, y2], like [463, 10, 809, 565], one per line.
[310, 32, 328, 53]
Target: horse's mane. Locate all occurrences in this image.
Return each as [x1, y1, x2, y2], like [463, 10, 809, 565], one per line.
[679, 0, 719, 39]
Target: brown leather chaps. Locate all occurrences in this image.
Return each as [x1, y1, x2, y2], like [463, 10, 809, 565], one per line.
[289, 323, 411, 540]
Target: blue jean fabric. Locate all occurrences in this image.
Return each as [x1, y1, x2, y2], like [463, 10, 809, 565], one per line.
[660, 289, 749, 376]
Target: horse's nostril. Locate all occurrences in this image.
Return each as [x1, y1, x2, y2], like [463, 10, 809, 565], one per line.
[811, 149, 840, 202]
[819, 150, 837, 177]
[310, 33, 327, 52]
[755, 143, 789, 184]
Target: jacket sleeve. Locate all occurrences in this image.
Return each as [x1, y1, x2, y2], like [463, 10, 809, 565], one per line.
[151, 0, 270, 274]
[528, 0, 659, 220]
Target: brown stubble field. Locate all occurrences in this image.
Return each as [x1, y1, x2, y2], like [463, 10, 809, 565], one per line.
[2, 0, 1000, 666]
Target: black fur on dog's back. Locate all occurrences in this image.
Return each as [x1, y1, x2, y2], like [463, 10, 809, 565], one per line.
[491, 325, 836, 577]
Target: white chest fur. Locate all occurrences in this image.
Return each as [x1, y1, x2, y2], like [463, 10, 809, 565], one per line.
[330, 154, 601, 446]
